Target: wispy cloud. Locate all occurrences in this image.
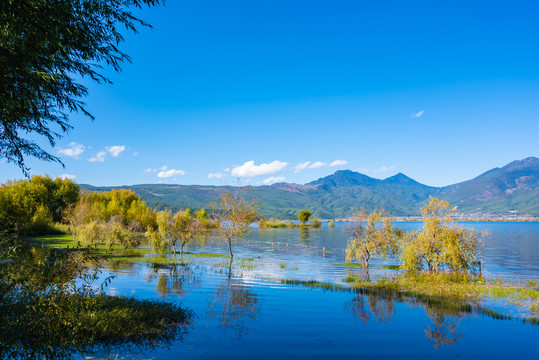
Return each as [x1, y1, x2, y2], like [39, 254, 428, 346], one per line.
[329, 159, 347, 167]
[372, 165, 396, 173]
[208, 172, 226, 179]
[294, 161, 310, 173]
[157, 166, 185, 178]
[231, 160, 288, 178]
[59, 174, 76, 180]
[412, 110, 424, 118]
[308, 161, 327, 169]
[107, 145, 126, 157]
[261, 176, 285, 185]
[58, 142, 85, 158]
[88, 151, 106, 163]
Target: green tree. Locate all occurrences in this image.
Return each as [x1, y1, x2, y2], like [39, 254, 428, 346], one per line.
[345, 209, 397, 271]
[195, 208, 208, 221]
[298, 210, 311, 225]
[173, 209, 200, 258]
[75, 220, 105, 246]
[212, 191, 260, 260]
[1, 0, 162, 175]
[400, 197, 484, 272]
[151, 210, 173, 254]
[104, 216, 140, 249]
[0, 176, 79, 236]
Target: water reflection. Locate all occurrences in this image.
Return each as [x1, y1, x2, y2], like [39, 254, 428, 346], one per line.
[146, 263, 199, 298]
[346, 287, 471, 348]
[207, 277, 262, 339]
[346, 293, 395, 324]
[298, 226, 310, 242]
[424, 309, 463, 349]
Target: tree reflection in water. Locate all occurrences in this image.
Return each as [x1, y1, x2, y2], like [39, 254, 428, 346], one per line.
[347, 293, 395, 325]
[147, 263, 199, 298]
[346, 289, 467, 349]
[207, 277, 262, 339]
[298, 226, 310, 242]
[424, 308, 463, 348]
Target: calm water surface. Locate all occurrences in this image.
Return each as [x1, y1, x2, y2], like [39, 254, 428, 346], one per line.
[92, 222, 538, 359]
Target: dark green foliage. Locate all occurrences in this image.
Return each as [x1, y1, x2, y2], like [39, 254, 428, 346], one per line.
[0, 176, 79, 236]
[0, 0, 162, 174]
[298, 210, 311, 224]
[0, 233, 193, 359]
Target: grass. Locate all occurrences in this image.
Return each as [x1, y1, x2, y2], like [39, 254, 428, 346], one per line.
[379, 265, 401, 270]
[259, 270, 539, 325]
[332, 262, 365, 268]
[280, 264, 286, 269]
[239, 257, 257, 270]
[280, 279, 350, 292]
[212, 260, 230, 268]
[349, 272, 539, 316]
[259, 219, 288, 228]
[189, 252, 228, 258]
[1, 290, 194, 359]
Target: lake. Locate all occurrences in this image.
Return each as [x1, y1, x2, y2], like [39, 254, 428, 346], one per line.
[92, 222, 538, 359]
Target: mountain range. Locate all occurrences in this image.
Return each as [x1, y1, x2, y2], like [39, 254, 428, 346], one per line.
[81, 157, 539, 218]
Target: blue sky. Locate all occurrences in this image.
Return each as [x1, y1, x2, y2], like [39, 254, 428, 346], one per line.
[2, 0, 538, 187]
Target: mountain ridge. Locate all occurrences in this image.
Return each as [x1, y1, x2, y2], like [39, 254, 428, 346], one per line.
[80, 157, 539, 218]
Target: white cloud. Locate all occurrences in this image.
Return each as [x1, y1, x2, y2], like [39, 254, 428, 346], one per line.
[88, 151, 106, 162]
[133, 152, 139, 156]
[330, 160, 347, 167]
[58, 142, 85, 158]
[372, 165, 396, 173]
[107, 145, 126, 157]
[157, 166, 185, 178]
[208, 172, 226, 179]
[308, 161, 327, 169]
[262, 176, 285, 185]
[294, 161, 310, 173]
[412, 110, 424, 118]
[231, 160, 288, 178]
[144, 168, 154, 173]
[59, 174, 76, 180]
[356, 167, 370, 173]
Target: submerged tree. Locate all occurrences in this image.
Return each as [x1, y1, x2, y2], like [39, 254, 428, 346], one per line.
[345, 209, 398, 272]
[1, 0, 163, 175]
[298, 210, 311, 225]
[173, 209, 200, 258]
[400, 197, 484, 272]
[211, 191, 260, 260]
[150, 209, 201, 258]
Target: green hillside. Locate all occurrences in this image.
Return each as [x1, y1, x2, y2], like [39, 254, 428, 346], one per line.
[80, 157, 539, 218]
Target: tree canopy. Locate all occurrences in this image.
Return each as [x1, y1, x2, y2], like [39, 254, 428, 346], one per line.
[400, 197, 484, 272]
[0, 175, 79, 236]
[0, 0, 161, 175]
[298, 210, 311, 225]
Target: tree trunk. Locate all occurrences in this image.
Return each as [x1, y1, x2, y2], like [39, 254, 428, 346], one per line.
[173, 244, 176, 258]
[228, 239, 233, 260]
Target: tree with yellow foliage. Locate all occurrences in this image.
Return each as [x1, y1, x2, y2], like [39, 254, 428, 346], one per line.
[212, 191, 260, 260]
[345, 209, 397, 270]
[400, 197, 484, 272]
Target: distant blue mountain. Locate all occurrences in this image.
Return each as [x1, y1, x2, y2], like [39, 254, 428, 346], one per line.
[80, 157, 539, 218]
